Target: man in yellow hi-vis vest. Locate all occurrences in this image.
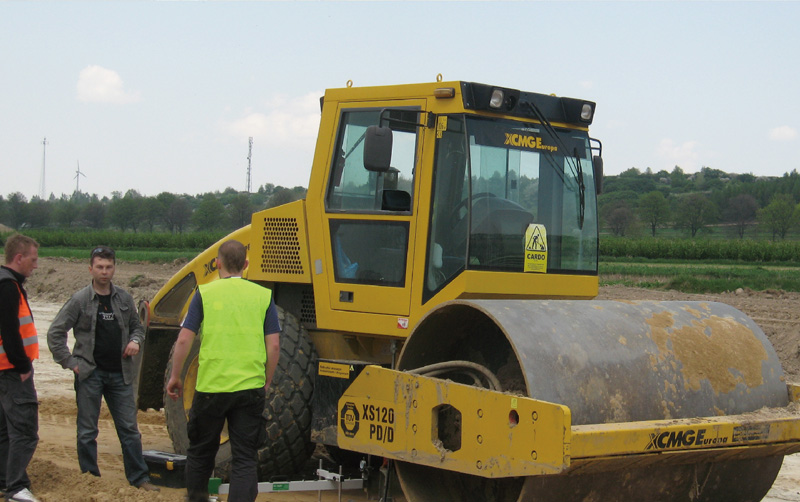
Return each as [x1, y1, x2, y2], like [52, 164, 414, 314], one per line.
[0, 234, 41, 502]
[166, 240, 280, 502]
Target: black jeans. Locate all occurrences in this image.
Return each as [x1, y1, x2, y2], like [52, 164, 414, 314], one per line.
[0, 369, 38, 496]
[186, 387, 266, 502]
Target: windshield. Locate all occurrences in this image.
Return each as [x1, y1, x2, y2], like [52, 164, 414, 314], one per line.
[424, 115, 598, 298]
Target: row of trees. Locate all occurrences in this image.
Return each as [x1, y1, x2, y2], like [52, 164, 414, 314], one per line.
[6, 166, 800, 240]
[0, 184, 307, 234]
[599, 167, 800, 240]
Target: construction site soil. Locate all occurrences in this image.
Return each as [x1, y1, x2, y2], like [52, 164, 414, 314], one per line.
[19, 257, 800, 501]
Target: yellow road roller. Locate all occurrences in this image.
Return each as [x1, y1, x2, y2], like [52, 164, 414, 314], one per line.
[136, 78, 800, 501]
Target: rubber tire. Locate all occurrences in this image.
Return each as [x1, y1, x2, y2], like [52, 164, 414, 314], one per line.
[163, 306, 317, 480]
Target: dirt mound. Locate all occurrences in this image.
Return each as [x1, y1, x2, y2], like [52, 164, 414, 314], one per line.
[39, 396, 167, 425]
[27, 257, 182, 306]
[29, 459, 185, 502]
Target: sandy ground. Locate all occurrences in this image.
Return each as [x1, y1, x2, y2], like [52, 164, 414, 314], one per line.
[16, 257, 800, 501]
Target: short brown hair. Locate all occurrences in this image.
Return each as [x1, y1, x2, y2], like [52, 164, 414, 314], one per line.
[4, 234, 39, 265]
[217, 240, 247, 273]
[90, 246, 116, 265]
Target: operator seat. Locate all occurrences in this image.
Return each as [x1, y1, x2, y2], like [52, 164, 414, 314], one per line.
[381, 189, 411, 211]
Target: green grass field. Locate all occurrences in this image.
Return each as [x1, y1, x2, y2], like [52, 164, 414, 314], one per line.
[600, 259, 800, 293]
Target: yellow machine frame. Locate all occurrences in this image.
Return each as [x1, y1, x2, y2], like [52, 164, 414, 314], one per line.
[338, 367, 800, 478]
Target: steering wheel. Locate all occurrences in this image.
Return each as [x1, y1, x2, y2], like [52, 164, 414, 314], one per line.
[448, 192, 496, 224]
[444, 192, 497, 257]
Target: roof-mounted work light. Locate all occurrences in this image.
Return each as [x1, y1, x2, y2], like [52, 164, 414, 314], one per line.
[462, 83, 520, 113]
[489, 87, 518, 111]
[561, 97, 596, 125]
[581, 103, 594, 121]
[461, 82, 595, 125]
[489, 89, 505, 109]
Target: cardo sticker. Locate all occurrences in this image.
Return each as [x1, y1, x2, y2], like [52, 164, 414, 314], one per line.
[524, 224, 547, 273]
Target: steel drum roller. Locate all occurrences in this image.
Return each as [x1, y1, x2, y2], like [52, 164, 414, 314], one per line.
[395, 300, 789, 502]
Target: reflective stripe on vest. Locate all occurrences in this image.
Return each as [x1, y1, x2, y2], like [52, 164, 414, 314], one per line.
[197, 278, 271, 393]
[0, 282, 39, 370]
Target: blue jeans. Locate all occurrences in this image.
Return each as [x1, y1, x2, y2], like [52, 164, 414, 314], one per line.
[0, 369, 38, 496]
[74, 369, 150, 486]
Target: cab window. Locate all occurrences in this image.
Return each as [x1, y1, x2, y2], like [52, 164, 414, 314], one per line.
[330, 220, 409, 287]
[326, 109, 418, 213]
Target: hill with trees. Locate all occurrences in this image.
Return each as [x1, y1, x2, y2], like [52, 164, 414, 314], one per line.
[599, 166, 800, 240]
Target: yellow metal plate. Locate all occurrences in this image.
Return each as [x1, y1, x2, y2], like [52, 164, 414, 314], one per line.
[571, 405, 800, 461]
[337, 366, 571, 478]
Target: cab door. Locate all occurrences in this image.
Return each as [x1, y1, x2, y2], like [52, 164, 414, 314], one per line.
[322, 101, 425, 316]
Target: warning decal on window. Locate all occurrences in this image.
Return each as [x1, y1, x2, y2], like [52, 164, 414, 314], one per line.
[524, 224, 547, 273]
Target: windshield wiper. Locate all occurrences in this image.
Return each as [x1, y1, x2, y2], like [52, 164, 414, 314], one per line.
[574, 147, 585, 229]
[343, 130, 368, 160]
[522, 101, 586, 229]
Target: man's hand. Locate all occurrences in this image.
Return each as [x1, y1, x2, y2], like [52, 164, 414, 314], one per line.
[166, 376, 183, 401]
[166, 327, 196, 402]
[122, 340, 140, 358]
[20, 370, 32, 382]
[73, 365, 79, 375]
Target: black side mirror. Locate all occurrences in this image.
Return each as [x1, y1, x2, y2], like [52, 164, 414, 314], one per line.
[593, 155, 604, 194]
[364, 125, 393, 172]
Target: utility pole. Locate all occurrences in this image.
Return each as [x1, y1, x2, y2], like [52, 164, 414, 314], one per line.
[246, 137, 253, 193]
[74, 161, 86, 193]
[39, 137, 48, 199]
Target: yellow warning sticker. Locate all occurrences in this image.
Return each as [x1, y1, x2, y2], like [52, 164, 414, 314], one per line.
[524, 224, 547, 273]
[318, 361, 352, 379]
[436, 116, 448, 138]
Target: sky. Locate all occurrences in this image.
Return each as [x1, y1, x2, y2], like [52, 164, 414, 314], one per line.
[2, 1, 799, 200]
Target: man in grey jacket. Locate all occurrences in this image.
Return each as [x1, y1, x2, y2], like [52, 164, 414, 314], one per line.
[46, 246, 158, 491]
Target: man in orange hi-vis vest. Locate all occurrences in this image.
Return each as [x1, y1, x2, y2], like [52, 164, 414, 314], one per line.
[0, 234, 41, 502]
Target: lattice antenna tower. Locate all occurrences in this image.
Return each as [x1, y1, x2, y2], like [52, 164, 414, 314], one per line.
[39, 137, 48, 199]
[246, 137, 253, 193]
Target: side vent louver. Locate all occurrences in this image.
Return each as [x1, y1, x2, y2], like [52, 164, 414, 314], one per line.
[261, 217, 304, 275]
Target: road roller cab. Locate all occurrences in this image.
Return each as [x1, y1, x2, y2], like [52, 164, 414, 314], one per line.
[137, 78, 800, 501]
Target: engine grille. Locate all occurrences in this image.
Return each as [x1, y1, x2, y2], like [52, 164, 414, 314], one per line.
[261, 217, 304, 275]
[300, 288, 317, 325]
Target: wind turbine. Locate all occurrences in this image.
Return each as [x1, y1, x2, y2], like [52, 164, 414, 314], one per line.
[74, 161, 86, 193]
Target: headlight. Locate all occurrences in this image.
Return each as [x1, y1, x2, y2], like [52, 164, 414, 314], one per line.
[581, 103, 594, 121]
[489, 89, 506, 109]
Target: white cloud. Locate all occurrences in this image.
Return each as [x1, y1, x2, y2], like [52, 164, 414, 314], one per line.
[76, 65, 141, 104]
[769, 125, 797, 141]
[223, 92, 321, 147]
[657, 138, 700, 171]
